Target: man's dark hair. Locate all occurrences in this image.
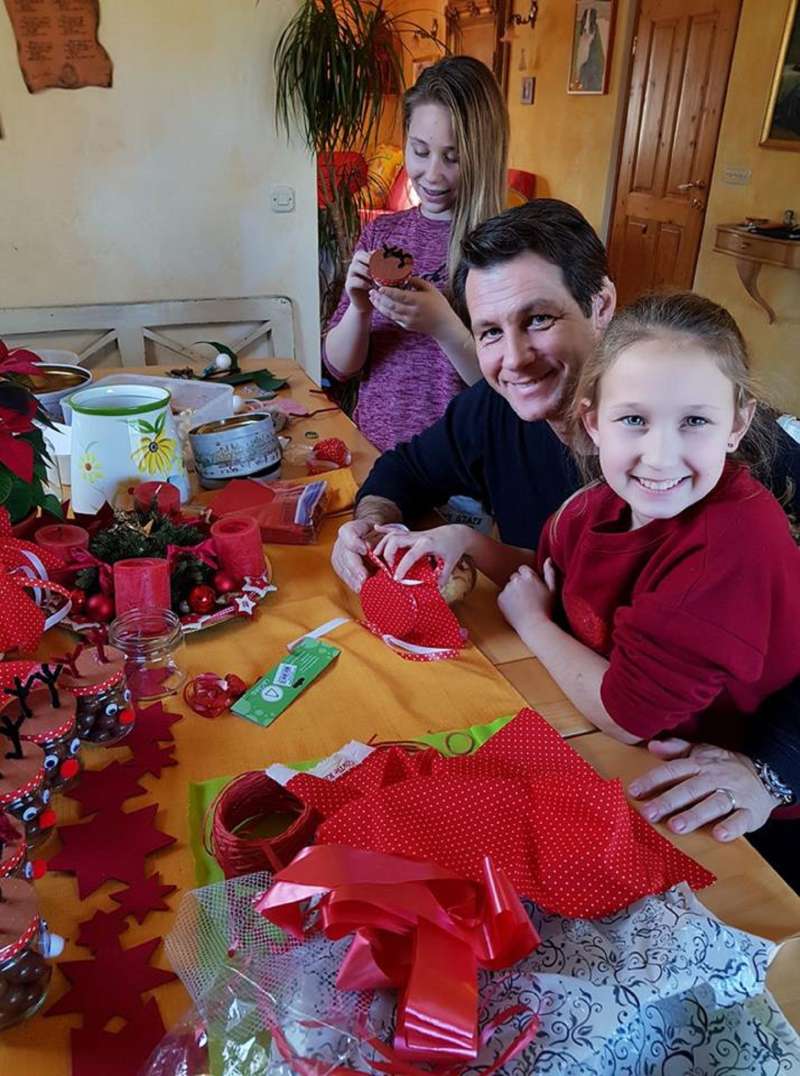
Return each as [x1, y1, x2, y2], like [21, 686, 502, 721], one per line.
[453, 199, 609, 321]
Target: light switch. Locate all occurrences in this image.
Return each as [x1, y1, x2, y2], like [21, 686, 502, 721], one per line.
[270, 185, 296, 213]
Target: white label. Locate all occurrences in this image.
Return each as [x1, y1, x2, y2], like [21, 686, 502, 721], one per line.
[274, 662, 297, 687]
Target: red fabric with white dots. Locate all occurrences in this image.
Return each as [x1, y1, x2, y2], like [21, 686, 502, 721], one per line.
[360, 552, 466, 660]
[287, 709, 715, 917]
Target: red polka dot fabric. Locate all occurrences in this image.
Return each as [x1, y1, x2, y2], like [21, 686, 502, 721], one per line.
[360, 552, 466, 660]
[0, 571, 47, 653]
[286, 709, 715, 918]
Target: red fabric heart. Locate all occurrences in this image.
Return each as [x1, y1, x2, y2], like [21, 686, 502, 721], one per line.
[360, 551, 466, 660]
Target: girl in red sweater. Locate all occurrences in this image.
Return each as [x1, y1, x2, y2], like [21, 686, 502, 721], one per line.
[498, 292, 800, 750]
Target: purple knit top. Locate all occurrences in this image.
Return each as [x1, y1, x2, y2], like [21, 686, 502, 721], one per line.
[322, 208, 467, 452]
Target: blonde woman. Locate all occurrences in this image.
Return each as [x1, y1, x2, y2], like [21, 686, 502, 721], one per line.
[323, 55, 509, 452]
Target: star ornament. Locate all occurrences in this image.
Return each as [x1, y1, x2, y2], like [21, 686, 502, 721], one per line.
[63, 761, 148, 817]
[75, 909, 129, 953]
[48, 937, 175, 1027]
[110, 873, 177, 925]
[232, 592, 256, 618]
[70, 999, 167, 1076]
[48, 804, 176, 898]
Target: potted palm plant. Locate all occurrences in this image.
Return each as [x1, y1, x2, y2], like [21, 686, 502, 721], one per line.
[0, 340, 62, 532]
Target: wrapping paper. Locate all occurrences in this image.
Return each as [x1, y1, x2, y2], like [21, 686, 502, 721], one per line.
[164, 872, 800, 1076]
[286, 709, 714, 917]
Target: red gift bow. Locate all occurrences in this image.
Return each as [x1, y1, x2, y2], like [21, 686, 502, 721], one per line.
[255, 844, 539, 1068]
[360, 551, 466, 661]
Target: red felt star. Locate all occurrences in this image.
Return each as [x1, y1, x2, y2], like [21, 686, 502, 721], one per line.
[48, 937, 175, 1027]
[125, 738, 177, 779]
[131, 701, 183, 744]
[63, 761, 149, 816]
[75, 910, 129, 953]
[110, 873, 177, 925]
[48, 805, 175, 898]
[70, 998, 167, 1076]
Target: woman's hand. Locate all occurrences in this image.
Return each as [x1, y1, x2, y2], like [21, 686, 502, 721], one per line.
[628, 738, 781, 841]
[344, 250, 374, 314]
[331, 519, 379, 593]
[497, 560, 557, 639]
[373, 523, 473, 584]
[369, 277, 458, 340]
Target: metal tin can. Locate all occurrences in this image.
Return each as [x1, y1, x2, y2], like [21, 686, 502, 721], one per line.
[189, 413, 281, 488]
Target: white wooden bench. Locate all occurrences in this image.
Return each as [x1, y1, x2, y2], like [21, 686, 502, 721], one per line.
[0, 296, 295, 368]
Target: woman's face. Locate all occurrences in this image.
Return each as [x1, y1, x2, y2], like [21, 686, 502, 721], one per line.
[405, 102, 460, 219]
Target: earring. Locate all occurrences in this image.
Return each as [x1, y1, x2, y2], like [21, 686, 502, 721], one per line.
[727, 439, 735, 449]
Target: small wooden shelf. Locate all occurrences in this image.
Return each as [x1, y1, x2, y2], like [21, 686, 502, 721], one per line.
[714, 223, 800, 323]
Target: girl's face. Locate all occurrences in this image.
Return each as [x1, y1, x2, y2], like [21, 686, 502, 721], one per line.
[405, 102, 460, 219]
[582, 336, 754, 530]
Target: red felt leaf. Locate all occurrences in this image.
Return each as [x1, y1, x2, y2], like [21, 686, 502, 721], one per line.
[129, 700, 183, 745]
[48, 937, 175, 1027]
[63, 761, 149, 816]
[48, 804, 175, 898]
[75, 909, 129, 953]
[110, 873, 177, 925]
[70, 998, 167, 1076]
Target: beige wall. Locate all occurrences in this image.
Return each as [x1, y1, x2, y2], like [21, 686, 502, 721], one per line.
[0, 0, 321, 377]
[694, 0, 800, 414]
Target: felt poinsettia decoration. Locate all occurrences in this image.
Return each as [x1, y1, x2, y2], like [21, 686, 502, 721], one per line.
[0, 340, 61, 524]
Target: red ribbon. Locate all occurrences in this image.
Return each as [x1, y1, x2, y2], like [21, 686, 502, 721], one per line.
[255, 845, 539, 1068]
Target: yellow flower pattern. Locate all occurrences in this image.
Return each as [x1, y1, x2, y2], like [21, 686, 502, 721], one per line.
[78, 443, 104, 485]
[129, 411, 177, 475]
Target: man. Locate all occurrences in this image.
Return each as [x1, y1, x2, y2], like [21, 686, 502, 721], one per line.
[331, 200, 800, 872]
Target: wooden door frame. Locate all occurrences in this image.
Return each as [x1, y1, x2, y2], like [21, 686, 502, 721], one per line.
[602, 0, 743, 283]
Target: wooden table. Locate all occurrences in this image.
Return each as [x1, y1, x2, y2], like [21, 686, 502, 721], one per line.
[3, 358, 799, 1072]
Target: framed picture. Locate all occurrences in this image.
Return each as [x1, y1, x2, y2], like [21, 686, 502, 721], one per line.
[411, 55, 438, 84]
[568, 1, 616, 95]
[760, 0, 800, 151]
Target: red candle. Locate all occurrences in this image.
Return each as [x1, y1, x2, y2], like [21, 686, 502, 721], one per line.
[34, 524, 90, 563]
[210, 516, 266, 584]
[134, 481, 181, 516]
[113, 558, 171, 615]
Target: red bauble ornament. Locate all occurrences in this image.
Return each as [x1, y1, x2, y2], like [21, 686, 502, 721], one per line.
[212, 571, 236, 596]
[85, 593, 115, 623]
[188, 585, 216, 615]
[71, 589, 87, 614]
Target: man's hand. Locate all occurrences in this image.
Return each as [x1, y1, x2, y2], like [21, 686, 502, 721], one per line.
[628, 738, 781, 841]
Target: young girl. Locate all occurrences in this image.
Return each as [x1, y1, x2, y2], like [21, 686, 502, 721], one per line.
[497, 292, 800, 749]
[323, 56, 509, 452]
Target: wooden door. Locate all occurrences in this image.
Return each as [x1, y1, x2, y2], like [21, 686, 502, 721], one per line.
[445, 1, 511, 94]
[608, 0, 741, 305]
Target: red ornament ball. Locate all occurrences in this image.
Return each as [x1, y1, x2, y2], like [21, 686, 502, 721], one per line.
[212, 571, 237, 596]
[85, 592, 114, 623]
[188, 585, 216, 615]
[70, 589, 87, 614]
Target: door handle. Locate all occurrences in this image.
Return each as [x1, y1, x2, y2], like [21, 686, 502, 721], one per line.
[677, 180, 707, 191]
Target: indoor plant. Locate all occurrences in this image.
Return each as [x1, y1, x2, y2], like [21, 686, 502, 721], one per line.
[0, 339, 62, 528]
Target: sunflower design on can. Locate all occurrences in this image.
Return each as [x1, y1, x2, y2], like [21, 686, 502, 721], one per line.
[129, 411, 176, 476]
[78, 442, 104, 485]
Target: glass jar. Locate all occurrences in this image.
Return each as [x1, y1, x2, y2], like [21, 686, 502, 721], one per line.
[0, 880, 56, 1031]
[0, 750, 57, 850]
[109, 608, 187, 701]
[21, 709, 82, 792]
[61, 644, 135, 746]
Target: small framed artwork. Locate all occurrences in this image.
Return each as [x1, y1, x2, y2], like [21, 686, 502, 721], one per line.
[412, 55, 438, 83]
[568, 1, 616, 95]
[760, 0, 800, 151]
[520, 76, 535, 105]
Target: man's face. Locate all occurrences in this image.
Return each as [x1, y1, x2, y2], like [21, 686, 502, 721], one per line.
[465, 252, 612, 424]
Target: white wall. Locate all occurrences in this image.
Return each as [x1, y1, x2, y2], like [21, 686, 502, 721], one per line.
[0, 0, 320, 378]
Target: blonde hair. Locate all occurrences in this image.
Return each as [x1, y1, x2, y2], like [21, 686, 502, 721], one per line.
[404, 56, 509, 291]
[568, 291, 776, 484]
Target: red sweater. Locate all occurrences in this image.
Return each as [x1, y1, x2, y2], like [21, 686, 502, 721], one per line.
[537, 465, 800, 744]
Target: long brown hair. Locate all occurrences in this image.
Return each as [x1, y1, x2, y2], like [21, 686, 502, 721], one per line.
[569, 291, 777, 484]
[403, 56, 508, 290]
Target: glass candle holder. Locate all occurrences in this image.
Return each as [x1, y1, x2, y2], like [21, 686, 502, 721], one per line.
[109, 608, 187, 701]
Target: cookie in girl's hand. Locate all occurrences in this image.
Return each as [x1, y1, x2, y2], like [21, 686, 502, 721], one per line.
[368, 244, 414, 287]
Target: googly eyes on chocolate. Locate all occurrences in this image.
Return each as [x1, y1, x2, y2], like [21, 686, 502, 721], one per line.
[44, 754, 59, 772]
[22, 805, 38, 822]
[69, 737, 81, 755]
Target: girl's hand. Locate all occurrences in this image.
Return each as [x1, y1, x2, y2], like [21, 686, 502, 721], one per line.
[345, 250, 374, 314]
[373, 523, 472, 584]
[369, 277, 457, 339]
[497, 560, 557, 637]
